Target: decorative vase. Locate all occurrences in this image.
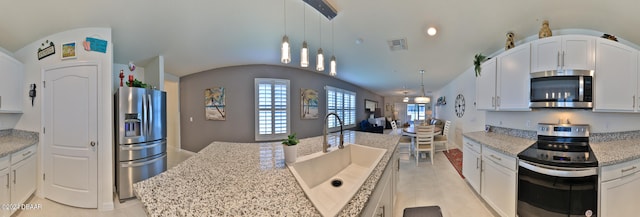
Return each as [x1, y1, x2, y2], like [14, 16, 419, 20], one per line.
[283, 145, 297, 164]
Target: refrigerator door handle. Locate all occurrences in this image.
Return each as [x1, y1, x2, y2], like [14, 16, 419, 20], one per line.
[120, 153, 166, 168]
[120, 140, 165, 151]
[148, 93, 153, 136]
[141, 90, 148, 137]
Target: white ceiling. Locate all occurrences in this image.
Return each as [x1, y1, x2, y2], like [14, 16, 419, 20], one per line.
[1, 0, 639, 97]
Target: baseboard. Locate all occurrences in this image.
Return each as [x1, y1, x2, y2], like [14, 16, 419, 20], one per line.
[100, 201, 115, 211]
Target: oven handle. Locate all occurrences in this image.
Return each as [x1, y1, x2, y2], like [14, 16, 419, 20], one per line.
[519, 160, 597, 177]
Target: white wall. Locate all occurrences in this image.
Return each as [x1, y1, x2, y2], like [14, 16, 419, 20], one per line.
[433, 66, 486, 148]
[144, 56, 164, 90]
[13, 27, 114, 210]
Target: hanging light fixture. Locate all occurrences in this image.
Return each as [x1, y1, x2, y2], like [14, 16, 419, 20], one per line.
[300, 2, 309, 67]
[414, 70, 431, 103]
[403, 91, 409, 102]
[280, 0, 291, 64]
[316, 13, 325, 71]
[329, 20, 337, 76]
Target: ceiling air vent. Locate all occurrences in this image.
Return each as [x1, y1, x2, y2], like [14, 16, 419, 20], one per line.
[388, 38, 408, 51]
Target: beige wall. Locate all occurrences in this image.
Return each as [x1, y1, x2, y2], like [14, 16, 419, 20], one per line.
[165, 77, 180, 149]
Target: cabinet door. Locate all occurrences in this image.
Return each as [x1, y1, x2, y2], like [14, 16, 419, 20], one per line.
[462, 140, 481, 193]
[0, 168, 9, 217]
[10, 154, 36, 206]
[531, 36, 561, 72]
[497, 44, 531, 111]
[593, 38, 638, 112]
[600, 171, 640, 217]
[481, 155, 516, 217]
[562, 35, 595, 71]
[0, 52, 24, 112]
[476, 58, 497, 110]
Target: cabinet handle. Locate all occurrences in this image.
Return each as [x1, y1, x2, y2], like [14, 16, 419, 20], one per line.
[634, 95, 636, 108]
[490, 154, 502, 161]
[496, 96, 501, 107]
[13, 170, 15, 184]
[562, 51, 566, 67]
[557, 51, 561, 67]
[5, 174, 8, 188]
[622, 166, 637, 173]
[466, 142, 474, 148]
[377, 206, 385, 217]
[491, 97, 495, 107]
[476, 157, 480, 169]
[22, 151, 32, 157]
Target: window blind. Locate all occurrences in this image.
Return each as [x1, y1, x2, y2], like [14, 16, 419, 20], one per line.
[255, 78, 290, 141]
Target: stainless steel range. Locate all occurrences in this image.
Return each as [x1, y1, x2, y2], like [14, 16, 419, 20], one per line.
[517, 123, 598, 217]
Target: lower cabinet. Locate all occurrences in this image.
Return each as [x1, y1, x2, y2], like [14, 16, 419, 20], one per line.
[480, 147, 517, 217]
[362, 151, 397, 217]
[0, 145, 37, 217]
[600, 158, 640, 217]
[462, 138, 481, 193]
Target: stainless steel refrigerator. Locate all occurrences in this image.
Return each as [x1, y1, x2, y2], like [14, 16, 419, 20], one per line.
[114, 87, 167, 201]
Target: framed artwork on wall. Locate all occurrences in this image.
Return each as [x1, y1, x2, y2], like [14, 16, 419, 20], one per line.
[61, 41, 76, 59]
[205, 87, 226, 120]
[301, 88, 319, 119]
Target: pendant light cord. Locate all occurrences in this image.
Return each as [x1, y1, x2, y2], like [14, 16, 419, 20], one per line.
[283, 0, 287, 34]
[303, 2, 306, 41]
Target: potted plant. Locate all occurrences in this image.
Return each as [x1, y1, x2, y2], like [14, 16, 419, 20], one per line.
[473, 53, 487, 77]
[282, 133, 299, 164]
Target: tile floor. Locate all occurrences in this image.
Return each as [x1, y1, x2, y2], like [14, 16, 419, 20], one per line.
[15, 142, 496, 217]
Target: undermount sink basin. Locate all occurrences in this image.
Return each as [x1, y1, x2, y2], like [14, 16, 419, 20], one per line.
[288, 143, 387, 217]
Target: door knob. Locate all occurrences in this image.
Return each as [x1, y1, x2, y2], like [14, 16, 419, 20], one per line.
[90, 141, 96, 147]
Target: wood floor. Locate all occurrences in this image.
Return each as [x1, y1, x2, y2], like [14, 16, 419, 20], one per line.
[15, 142, 495, 217]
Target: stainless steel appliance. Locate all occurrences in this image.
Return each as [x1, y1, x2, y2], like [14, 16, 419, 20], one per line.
[114, 87, 167, 201]
[530, 70, 593, 109]
[517, 123, 598, 217]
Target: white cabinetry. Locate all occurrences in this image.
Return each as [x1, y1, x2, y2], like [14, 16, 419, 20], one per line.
[462, 138, 481, 192]
[0, 156, 9, 217]
[481, 147, 517, 217]
[593, 38, 639, 112]
[0, 51, 24, 113]
[476, 44, 531, 111]
[600, 158, 640, 217]
[531, 35, 595, 73]
[362, 151, 397, 217]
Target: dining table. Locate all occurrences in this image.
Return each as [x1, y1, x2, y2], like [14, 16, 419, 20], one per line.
[402, 123, 443, 153]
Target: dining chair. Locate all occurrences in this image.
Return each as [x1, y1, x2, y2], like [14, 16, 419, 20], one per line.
[434, 120, 451, 153]
[415, 125, 435, 165]
[390, 120, 399, 135]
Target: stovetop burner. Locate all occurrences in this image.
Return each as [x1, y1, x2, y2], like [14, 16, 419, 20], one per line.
[518, 123, 598, 168]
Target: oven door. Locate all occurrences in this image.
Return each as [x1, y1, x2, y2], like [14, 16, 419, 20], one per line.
[530, 71, 593, 108]
[518, 160, 598, 217]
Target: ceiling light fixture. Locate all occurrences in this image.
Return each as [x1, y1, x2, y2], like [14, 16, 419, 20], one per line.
[426, 27, 437, 36]
[316, 13, 325, 72]
[280, 0, 291, 64]
[414, 70, 431, 103]
[300, 2, 309, 67]
[403, 88, 409, 102]
[329, 20, 336, 76]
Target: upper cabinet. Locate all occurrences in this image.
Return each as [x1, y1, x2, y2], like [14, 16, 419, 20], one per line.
[593, 38, 639, 112]
[0, 52, 24, 113]
[531, 35, 595, 73]
[476, 44, 531, 111]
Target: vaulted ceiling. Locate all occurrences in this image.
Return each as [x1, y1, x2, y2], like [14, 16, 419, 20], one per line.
[1, 0, 639, 96]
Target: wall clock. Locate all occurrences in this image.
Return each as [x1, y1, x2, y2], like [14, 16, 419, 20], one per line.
[455, 94, 465, 118]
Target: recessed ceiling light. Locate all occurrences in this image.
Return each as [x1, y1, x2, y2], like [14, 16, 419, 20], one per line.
[426, 27, 437, 36]
[355, 38, 364, 45]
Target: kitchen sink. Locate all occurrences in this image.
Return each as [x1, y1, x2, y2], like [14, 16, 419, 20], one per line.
[288, 143, 387, 217]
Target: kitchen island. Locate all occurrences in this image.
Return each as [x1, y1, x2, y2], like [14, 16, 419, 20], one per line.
[133, 131, 400, 216]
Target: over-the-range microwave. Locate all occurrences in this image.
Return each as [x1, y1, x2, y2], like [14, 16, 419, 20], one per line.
[530, 70, 593, 109]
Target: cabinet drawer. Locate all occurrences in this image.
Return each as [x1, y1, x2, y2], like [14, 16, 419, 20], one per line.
[0, 155, 8, 170]
[463, 137, 482, 154]
[11, 145, 36, 165]
[601, 158, 640, 182]
[482, 146, 517, 171]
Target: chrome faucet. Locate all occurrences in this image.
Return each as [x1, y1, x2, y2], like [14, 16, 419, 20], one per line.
[323, 112, 344, 153]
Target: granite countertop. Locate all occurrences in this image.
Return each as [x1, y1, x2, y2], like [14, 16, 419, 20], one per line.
[463, 131, 534, 157]
[0, 129, 39, 158]
[134, 131, 400, 217]
[463, 130, 640, 166]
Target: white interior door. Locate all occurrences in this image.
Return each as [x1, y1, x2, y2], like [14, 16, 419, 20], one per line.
[43, 63, 98, 208]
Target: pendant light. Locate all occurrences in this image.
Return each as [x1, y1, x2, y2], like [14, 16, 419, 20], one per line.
[280, 0, 291, 64]
[316, 13, 325, 72]
[329, 20, 337, 76]
[402, 85, 409, 102]
[300, 2, 309, 67]
[414, 70, 431, 103]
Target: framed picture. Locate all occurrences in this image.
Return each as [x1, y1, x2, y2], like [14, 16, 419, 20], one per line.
[61, 41, 76, 59]
[301, 88, 319, 119]
[205, 87, 226, 120]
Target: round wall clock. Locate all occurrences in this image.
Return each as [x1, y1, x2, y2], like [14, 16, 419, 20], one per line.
[455, 94, 465, 118]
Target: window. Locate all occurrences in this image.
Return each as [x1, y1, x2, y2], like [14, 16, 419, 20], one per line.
[255, 78, 290, 141]
[326, 86, 356, 130]
[407, 104, 426, 121]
